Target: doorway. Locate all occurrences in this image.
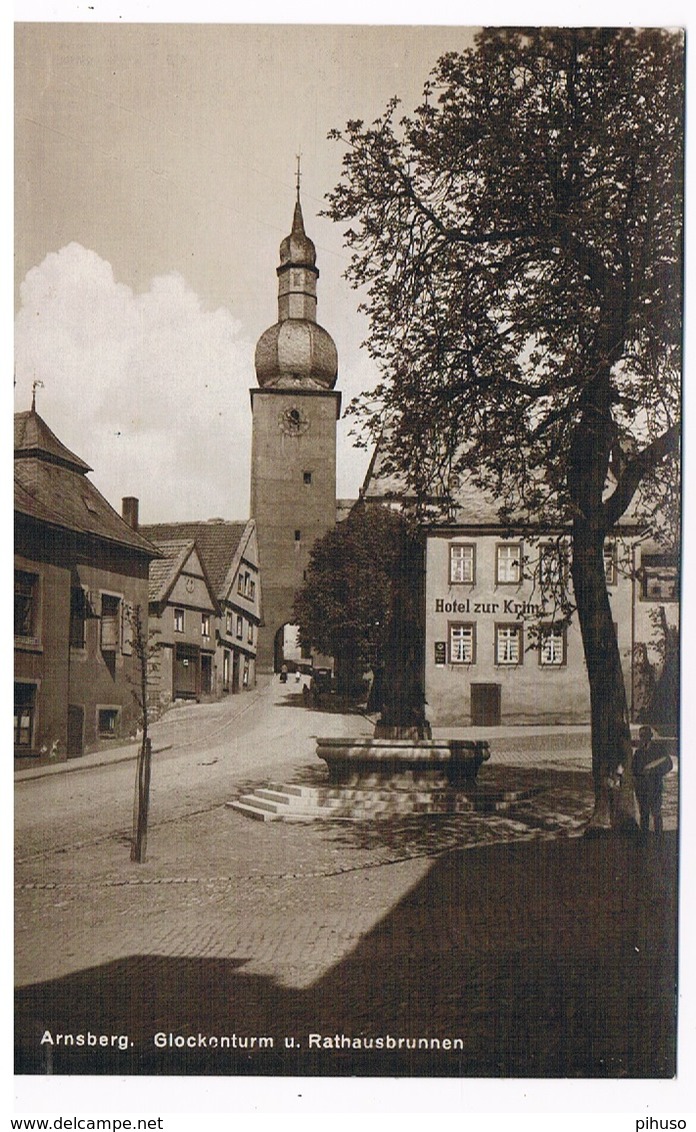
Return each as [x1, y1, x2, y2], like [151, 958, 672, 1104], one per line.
[201, 654, 213, 695]
[67, 704, 84, 757]
[174, 644, 200, 699]
[471, 683, 502, 726]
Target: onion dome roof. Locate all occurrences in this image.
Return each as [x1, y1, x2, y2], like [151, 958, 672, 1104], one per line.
[255, 319, 338, 389]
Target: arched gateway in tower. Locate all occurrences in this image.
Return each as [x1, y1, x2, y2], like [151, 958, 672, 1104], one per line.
[250, 191, 340, 672]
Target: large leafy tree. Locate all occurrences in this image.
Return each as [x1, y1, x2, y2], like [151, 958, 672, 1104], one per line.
[292, 504, 426, 728]
[326, 27, 682, 829]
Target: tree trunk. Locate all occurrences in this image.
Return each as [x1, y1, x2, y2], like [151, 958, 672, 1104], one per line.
[571, 517, 637, 832]
[334, 641, 362, 698]
[377, 528, 430, 738]
[130, 606, 153, 862]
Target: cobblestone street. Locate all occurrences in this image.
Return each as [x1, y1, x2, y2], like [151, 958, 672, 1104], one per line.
[15, 679, 679, 1079]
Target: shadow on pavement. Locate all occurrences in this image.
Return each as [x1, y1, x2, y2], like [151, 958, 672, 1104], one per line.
[16, 833, 676, 1078]
[274, 692, 371, 715]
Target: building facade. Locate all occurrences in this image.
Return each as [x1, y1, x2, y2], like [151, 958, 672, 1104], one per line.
[362, 447, 679, 728]
[146, 539, 219, 708]
[250, 192, 341, 671]
[14, 409, 160, 766]
[141, 518, 261, 702]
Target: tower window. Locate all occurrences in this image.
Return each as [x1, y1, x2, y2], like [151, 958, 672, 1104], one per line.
[303, 471, 312, 484]
[295, 530, 301, 542]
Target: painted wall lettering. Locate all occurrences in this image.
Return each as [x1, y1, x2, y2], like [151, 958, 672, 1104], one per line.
[435, 597, 541, 617]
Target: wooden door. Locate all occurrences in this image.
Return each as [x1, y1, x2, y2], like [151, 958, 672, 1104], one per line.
[174, 645, 199, 698]
[67, 705, 84, 757]
[470, 683, 502, 726]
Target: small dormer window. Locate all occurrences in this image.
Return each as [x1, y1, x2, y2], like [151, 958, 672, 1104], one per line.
[83, 496, 98, 515]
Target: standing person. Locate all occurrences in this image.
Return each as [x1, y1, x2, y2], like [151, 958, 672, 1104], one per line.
[632, 725, 673, 837]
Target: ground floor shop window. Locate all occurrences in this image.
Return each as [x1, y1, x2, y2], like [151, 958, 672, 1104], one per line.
[14, 683, 36, 751]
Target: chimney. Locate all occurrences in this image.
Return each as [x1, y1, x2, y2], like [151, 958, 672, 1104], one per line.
[122, 497, 139, 531]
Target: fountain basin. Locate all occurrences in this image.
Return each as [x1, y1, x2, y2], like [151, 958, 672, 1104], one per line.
[316, 737, 490, 789]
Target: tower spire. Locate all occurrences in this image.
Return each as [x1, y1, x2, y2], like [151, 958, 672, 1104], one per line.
[253, 184, 338, 392]
[31, 379, 44, 413]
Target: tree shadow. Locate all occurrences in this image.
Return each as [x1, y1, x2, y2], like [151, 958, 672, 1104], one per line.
[274, 692, 370, 715]
[16, 834, 677, 1078]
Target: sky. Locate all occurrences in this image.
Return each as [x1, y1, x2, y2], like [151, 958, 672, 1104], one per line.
[14, 20, 480, 523]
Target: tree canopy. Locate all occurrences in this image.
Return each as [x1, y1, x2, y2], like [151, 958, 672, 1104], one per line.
[325, 28, 683, 827]
[292, 504, 408, 674]
[327, 28, 682, 536]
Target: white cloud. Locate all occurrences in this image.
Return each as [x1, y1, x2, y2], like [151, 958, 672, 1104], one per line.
[14, 243, 254, 522]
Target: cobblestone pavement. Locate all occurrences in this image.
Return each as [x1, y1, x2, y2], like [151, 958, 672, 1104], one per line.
[15, 683, 679, 1078]
[16, 760, 678, 979]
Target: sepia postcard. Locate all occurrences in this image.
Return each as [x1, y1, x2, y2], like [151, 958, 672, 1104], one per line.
[12, 10, 692, 1122]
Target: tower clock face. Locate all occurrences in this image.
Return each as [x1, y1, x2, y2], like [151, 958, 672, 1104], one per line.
[279, 406, 310, 436]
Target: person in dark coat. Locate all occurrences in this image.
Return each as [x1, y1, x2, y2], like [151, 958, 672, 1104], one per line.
[632, 725, 673, 837]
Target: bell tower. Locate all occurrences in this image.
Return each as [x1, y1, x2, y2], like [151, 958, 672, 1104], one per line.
[250, 183, 340, 671]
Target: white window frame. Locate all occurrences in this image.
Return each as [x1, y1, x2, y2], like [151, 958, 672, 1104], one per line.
[449, 543, 475, 585]
[174, 608, 185, 634]
[449, 622, 476, 665]
[539, 624, 567, 667]
[496, 542, 523, 585]
[495, 623, 523, 666]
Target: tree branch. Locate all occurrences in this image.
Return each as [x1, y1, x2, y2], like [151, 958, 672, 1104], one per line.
[603, 421, 680, 527]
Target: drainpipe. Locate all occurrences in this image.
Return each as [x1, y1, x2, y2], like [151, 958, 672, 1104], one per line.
[630, 543, 637, 721]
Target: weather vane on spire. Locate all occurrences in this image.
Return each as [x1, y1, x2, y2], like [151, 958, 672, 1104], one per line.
[295, 152, 302, 201]
[31, 378, 44, 412]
